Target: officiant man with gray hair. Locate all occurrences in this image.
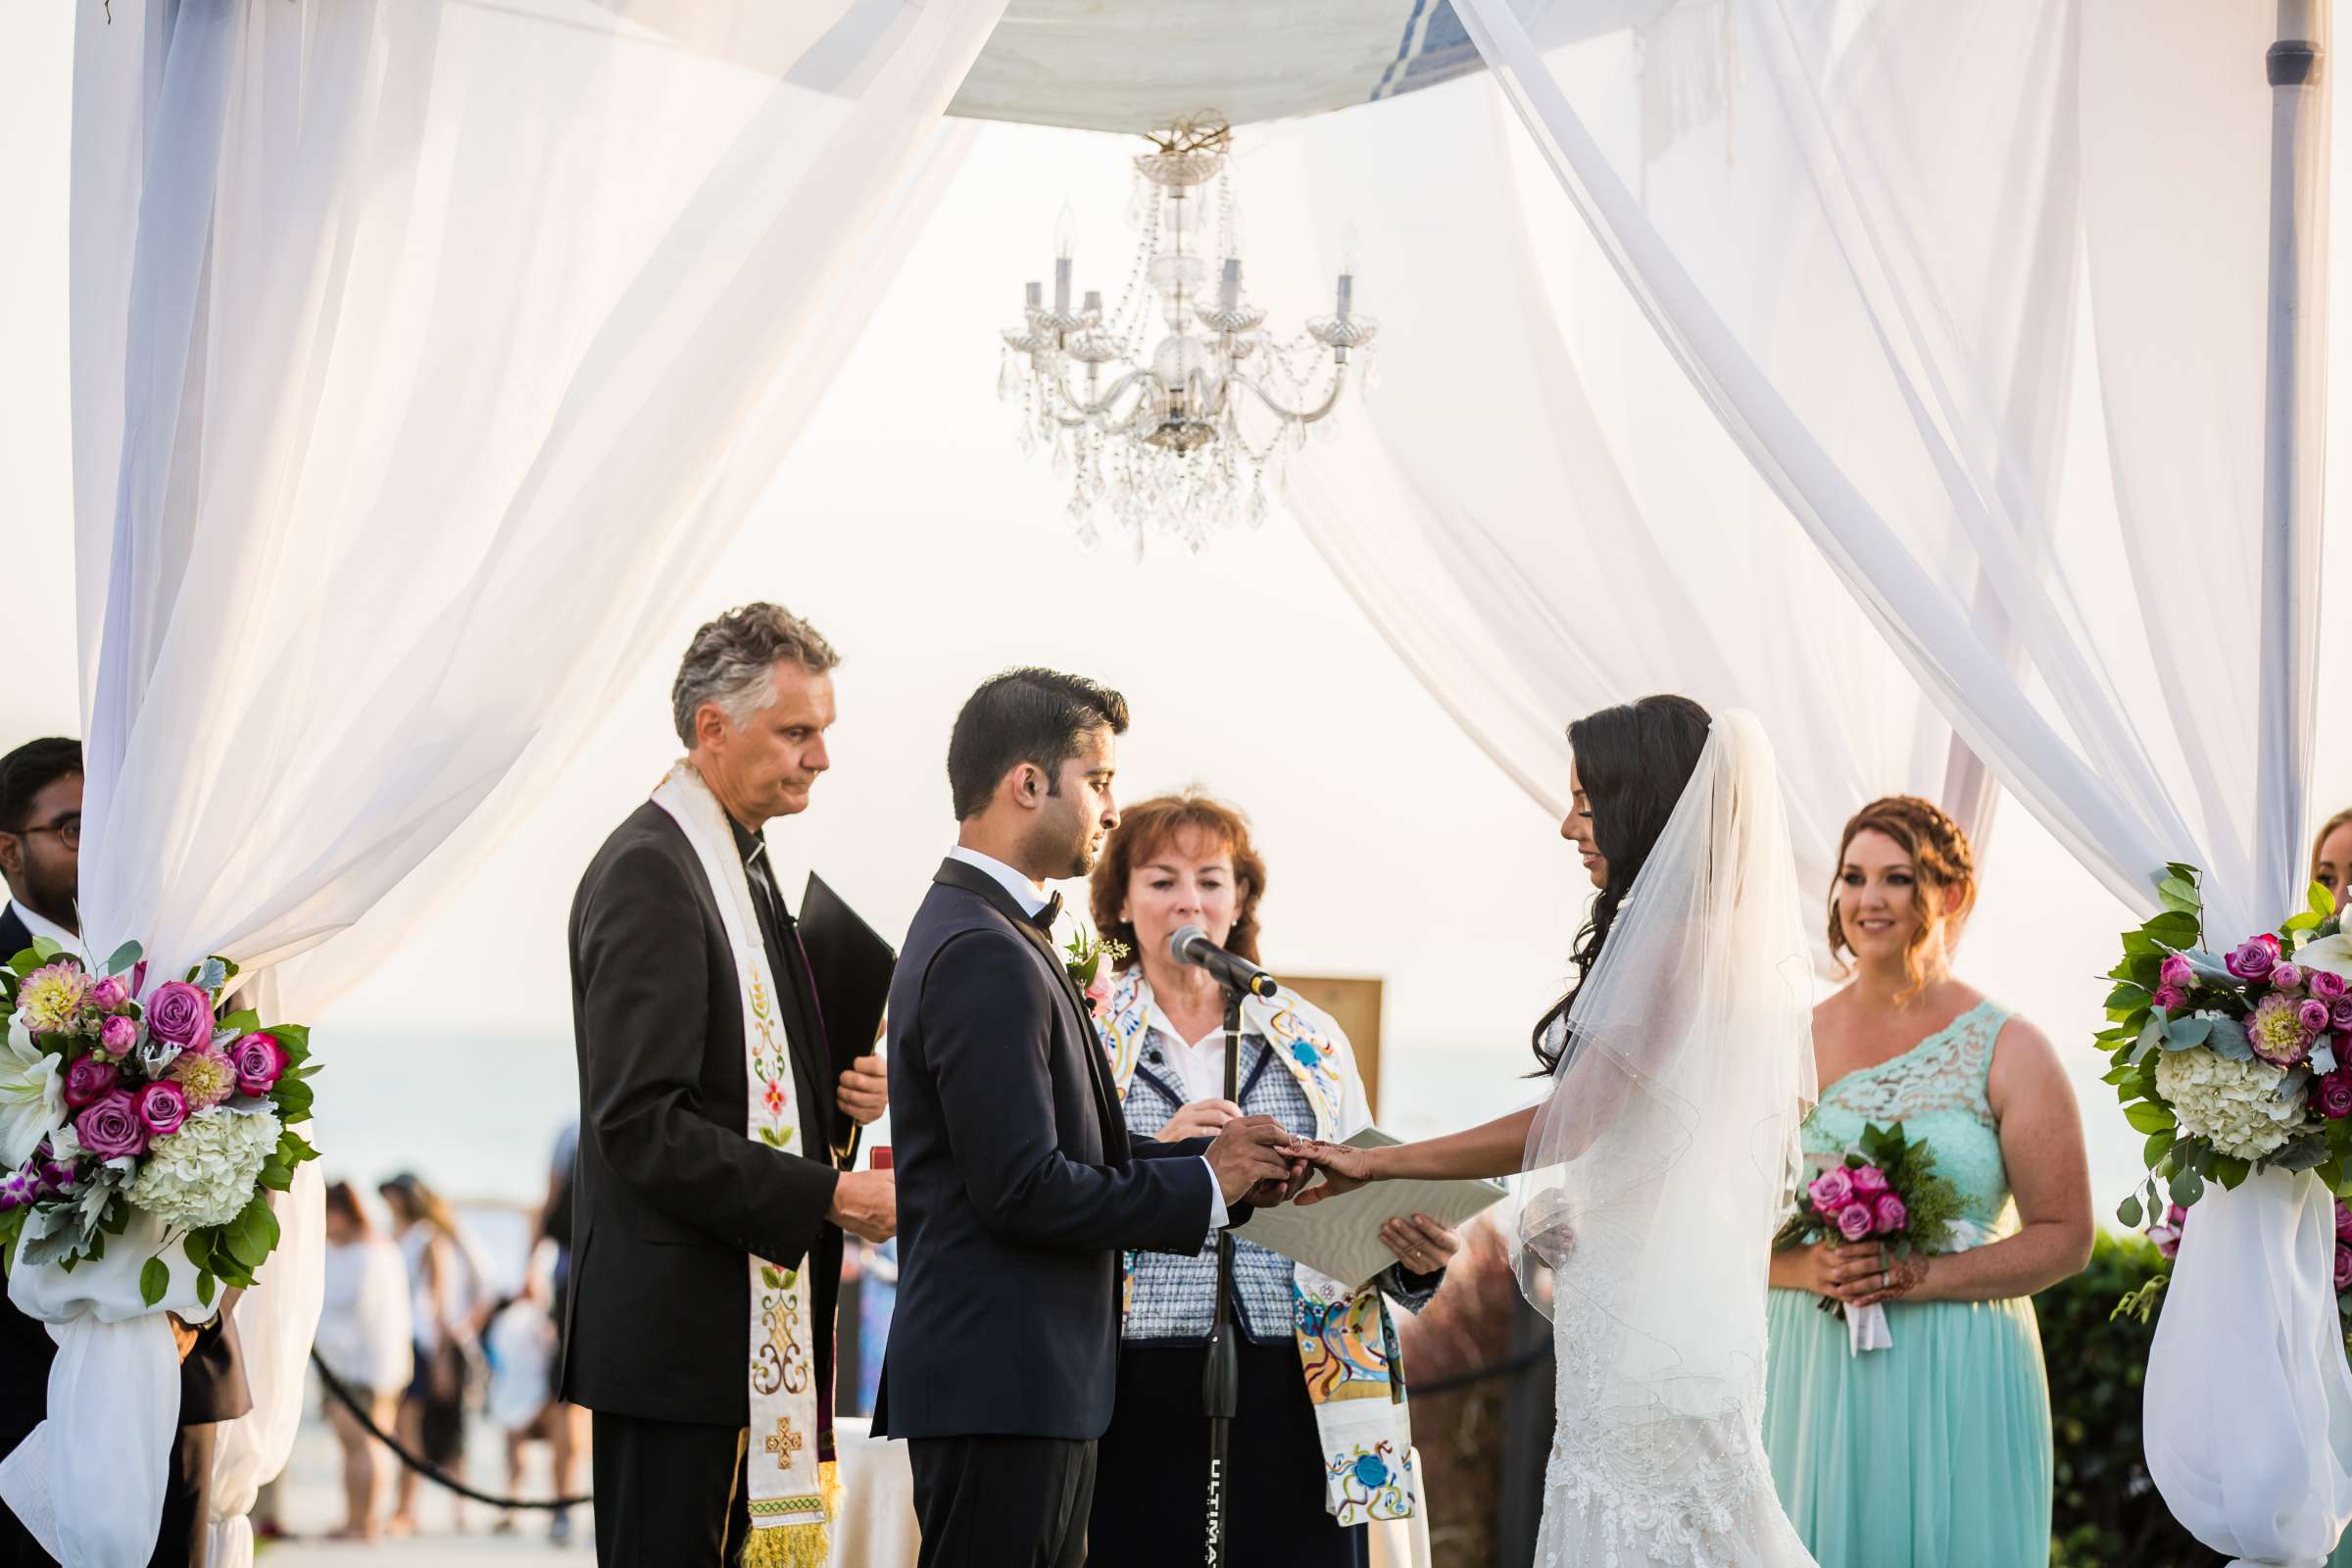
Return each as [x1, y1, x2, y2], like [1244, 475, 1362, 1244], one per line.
[562, 603, 895, 1566]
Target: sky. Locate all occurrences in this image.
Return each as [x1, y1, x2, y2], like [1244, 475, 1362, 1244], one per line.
[1, 7, 2347, 1221]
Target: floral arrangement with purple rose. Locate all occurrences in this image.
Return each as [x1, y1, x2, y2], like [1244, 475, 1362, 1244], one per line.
[1771, 1119, 1964, 1323]
[2099, 865, 2352, 1228]
[0, 936, 318, 1307]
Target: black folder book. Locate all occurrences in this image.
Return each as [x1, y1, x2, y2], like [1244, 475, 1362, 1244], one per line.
[798, 870, 897, 1076]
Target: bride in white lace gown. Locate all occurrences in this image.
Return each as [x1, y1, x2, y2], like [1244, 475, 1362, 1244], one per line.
[1287, 699, 1818, 1568]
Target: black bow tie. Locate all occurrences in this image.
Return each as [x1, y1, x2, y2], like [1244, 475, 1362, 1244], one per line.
[1029, 893, 1063, 933]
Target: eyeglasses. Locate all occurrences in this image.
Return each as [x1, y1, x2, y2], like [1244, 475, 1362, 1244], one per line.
[13, 815, 79, 852]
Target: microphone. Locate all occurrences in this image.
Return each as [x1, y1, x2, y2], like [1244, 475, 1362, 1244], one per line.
[1167, 925, 1279, 999]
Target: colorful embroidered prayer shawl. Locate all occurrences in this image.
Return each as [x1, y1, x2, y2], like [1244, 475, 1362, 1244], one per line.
[652, 761, 836, 1567]
[1101, 968, 1420, 1525]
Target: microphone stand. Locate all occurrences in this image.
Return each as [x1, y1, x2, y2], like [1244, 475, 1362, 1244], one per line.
[1200, 973, 1245, 1568]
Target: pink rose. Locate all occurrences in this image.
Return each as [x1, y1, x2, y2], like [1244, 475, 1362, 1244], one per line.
[2336, 1200, 2352, 1243]
[2335, 1243, 2352, 1294]
[1835, 1201, 1877, 1242]
[61, 1055, 116, 1109]
[1807, 1168, 1854, 1211]
[2160, 954, 2196, 992]
[73, 1090, 147, 1159]
[2319, 1070, 2352, 1120]
[225, 1033, 288, 1097]
[134, 1080, 187, 1138]
[2275, 963, 2307, 993]
[2303, 1000, 2333, 1038]
[1872, 1194, 1909, 1235]
[1848, 1164, 1889, 1197]
[2333, 999, 2352, 1032]
[2153, 985, 2188, 1013]
[141, 981, 212, 1051]
[2314, 970, 2348, 1004]
[97, 1014, 136, 1057]
[86, 977, 127, 1013]
[2228, 936, 2280, 982]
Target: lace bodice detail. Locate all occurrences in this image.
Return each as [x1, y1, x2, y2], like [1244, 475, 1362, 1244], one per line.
[1805, 1000, 2013, 1231]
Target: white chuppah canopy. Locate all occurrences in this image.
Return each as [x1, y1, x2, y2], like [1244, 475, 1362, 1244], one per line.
[1440, 0, 2340, 1557]
[28, 1, 1003, 1562]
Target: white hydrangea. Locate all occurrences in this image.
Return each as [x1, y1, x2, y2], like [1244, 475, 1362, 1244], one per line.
[126, 1106, 281, 1231]
[2156, 1047, 2307, 1161]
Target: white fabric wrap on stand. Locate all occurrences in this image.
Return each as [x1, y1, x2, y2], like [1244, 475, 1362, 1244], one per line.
[45, 0, 1006, 1559]
[0, 1211, 213, 1566]
[1445, 0, 2342, 1551]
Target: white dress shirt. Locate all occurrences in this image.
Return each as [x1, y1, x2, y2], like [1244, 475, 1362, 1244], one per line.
[6, 902, 75, 953]
[946, 844, 1229, 1230]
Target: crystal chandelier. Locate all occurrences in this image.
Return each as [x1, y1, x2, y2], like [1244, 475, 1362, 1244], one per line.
[998, 117, 1378, 551]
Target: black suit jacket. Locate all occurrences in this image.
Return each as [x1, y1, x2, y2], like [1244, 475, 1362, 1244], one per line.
[559, 802, 846, 1427]
[872, 859, 1224, 1443]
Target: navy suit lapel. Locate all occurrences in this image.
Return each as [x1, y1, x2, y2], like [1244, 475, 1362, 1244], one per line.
[932, 860, 1126, 1159]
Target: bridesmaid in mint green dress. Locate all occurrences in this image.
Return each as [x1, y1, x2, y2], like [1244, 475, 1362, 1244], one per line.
[1764, 797, 2094, 1567]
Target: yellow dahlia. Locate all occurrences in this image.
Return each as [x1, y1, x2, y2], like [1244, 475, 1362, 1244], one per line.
[168, 1047, 236, 1111]
[16, 963, 89, 1036]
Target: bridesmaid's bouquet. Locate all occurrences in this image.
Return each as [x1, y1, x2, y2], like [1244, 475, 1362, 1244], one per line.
[0, 938, 318, 1306]
[2100, 867, 2352, 1228]
[1773, 1120, 1964, 1352]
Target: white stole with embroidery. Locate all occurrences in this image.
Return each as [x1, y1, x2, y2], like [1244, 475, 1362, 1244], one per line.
[652, 761, 832, 1567]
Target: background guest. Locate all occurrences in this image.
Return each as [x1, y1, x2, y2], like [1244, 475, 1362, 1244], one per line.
[531, 1119, 588, 1544]
[380, 1172, 494, 1537]
[1087, 792, 1453, 1567]
[316, 1180, 415, 1543]
[1764, 796, 2092, 1567]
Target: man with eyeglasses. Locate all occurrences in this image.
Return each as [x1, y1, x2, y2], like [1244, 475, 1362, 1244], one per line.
[0, 737, 81, 960]
[0, 738, 249, 1568]
[0, 737, 78, 1567]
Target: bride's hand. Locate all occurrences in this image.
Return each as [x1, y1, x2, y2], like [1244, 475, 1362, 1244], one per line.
[1283, 1138, 1377, 1205]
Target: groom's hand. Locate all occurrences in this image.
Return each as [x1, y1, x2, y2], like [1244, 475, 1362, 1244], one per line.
[837, 1053, 889, 1125]
[827, 1169, 897, 1243]
[1205, 1115, 1297, 1204]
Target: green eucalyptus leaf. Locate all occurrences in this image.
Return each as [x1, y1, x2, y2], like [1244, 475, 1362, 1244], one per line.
[139, 1257, 169, 1308]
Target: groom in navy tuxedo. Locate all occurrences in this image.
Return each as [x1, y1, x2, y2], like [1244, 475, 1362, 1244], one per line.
[873, 668, 1298, 1567]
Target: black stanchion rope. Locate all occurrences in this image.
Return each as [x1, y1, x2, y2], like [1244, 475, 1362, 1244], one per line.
[315, 1338, 1542, 1506]
[310, 1350, 592, 1511]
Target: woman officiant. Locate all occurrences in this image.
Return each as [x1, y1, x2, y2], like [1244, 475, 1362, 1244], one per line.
[1084, 793, 1454, 1568]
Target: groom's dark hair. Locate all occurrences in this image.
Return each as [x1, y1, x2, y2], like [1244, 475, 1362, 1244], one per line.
[948, 668, 1129, 820]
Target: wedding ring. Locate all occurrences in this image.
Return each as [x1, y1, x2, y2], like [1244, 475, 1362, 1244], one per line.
[1880, 1269, 1889, 1289]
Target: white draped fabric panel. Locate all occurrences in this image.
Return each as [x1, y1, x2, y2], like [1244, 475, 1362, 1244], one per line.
[38, 2, 1002, 1562]
[1274, 68, 2054, 908]
[1447, 0, 2343, 1558]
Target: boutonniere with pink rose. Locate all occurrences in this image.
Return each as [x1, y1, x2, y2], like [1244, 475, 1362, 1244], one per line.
[0, 938, 318, 1307]
[1062, 927, 1129, 1020]
[1773, 1120, 1964, 1353]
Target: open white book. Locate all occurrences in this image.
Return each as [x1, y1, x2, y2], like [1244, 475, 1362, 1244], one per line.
[1237, 1126, 1507, 1290]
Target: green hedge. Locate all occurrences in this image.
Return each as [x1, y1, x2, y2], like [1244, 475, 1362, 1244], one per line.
[2034, 1231, 2223, 1568]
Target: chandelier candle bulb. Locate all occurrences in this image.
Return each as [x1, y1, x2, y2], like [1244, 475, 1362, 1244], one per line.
[1025, 280, 1042, 311]
[1337, 271, 1353, 320]
[1219, 258, 1240, 313]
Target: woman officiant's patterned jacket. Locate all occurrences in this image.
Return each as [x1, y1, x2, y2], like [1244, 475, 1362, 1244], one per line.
[1100, 975, 1443, 1344]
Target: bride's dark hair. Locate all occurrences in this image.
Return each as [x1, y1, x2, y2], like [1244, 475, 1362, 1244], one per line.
[1531, 694, 1714, 1072]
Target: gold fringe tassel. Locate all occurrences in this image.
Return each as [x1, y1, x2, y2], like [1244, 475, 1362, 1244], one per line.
[741, 1463, 841, 1568]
